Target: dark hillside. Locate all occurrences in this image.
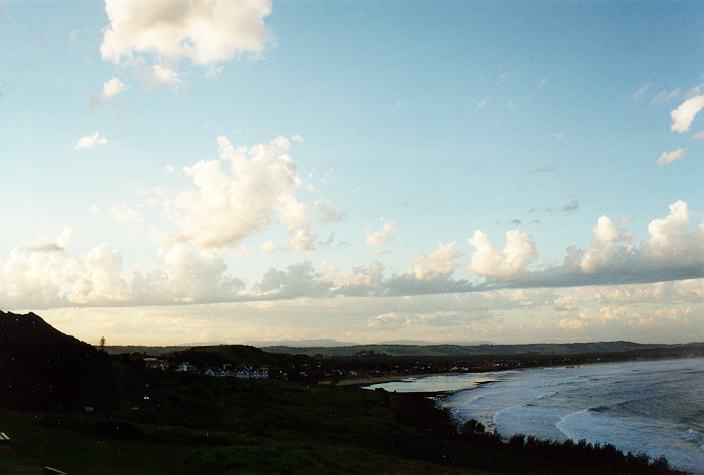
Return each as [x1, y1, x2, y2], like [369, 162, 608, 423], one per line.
[166, 344, 301, 367]
[0, 311, 117, 411]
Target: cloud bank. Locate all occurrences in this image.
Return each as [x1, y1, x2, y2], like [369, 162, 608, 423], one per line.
[2, 201, 703, 309]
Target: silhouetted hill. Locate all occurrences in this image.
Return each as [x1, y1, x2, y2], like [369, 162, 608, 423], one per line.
[0, 310, 117, 411]
[264, 341, 671, 357]
[103, 345, 188, 356]
[166, 344, 299, 366]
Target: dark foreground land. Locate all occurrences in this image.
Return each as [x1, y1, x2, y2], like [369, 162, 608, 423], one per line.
[0, 371, 678, 474]
[0, 311, 685, 474]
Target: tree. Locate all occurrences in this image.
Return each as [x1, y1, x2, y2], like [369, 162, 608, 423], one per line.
[99, 336, 106, 352]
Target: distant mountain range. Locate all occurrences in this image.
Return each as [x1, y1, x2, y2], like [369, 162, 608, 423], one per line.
[244, 338, 358, 348]
[101, 339, 702, 359]
[246, 339, 494, 347]
[262, 341, 676, 357]
[0, 310, 117, 410]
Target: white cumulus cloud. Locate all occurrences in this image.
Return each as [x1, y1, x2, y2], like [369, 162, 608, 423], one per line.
[580, 216, 634, 273]
[366, 222, 395, 247]
[131, 245, 244, 304]
[147, 64, 180, 87]
[468, 230, 536, 278]
[163, 135, 315, 252]
[101, 0, 273, 71]
[411, 242, 464, 280]
[0, 236, 130, 308]
[74, 132, 109, 150]
[102, 77, 128, 98]
[509, 201, 704, 288]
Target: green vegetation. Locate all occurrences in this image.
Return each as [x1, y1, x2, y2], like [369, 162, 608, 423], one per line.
[0, 367, 679, 474]
[0, 312, 684, 474]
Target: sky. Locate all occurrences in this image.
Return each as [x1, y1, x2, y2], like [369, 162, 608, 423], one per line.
[0, 0, 703, 345]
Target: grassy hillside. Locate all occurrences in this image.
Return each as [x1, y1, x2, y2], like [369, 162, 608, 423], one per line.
[0, 366, 676, 474]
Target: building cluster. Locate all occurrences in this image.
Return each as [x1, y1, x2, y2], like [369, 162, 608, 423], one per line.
[203, 364, 269, 379]
[142, 357, 270, 380]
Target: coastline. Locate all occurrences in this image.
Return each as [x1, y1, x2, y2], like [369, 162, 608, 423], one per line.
[381, 357, 703, 474]
[333, 371, 466, 387]
[333, 354, 704, 389]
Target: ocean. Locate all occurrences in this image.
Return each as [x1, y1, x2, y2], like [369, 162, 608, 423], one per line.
[367, 358, 704, 474]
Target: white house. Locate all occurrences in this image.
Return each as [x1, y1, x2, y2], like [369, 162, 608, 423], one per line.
[175, 362, 197, 373]
[205, 367, 234, 377]
[234, 367, 269, 380]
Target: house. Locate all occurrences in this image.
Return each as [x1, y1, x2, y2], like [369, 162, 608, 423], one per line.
[144, 357, 169, 371]
[205, 366, 234, 377]
[251, 367, 269, 379]
[234, 366, 269, 380]
[235, 368, 251, 379]
[175, 362, 198, 373]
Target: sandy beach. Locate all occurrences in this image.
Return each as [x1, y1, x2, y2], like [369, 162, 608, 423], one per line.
[334, 372, 466, 386]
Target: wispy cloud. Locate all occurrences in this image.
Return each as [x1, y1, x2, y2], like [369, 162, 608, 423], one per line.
[531, 163, 558, 173]
[68, 29, 80, 45]
[651, 88, 680, 104]
[656, 148, 686, 166]
[632, 83, 650, 102]
[671, 95, 704, 133]
[561, 200, 579, 212]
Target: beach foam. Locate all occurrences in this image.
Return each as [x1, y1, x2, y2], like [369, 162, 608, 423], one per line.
[371, 358, 704, 473]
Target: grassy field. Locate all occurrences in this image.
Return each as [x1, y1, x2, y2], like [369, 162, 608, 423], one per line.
[0, 367, 477, 474]
[0, 364, 678, 474]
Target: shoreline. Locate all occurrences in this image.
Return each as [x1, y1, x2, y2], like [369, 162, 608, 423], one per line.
[333, 371, 466, 387]
[356, 358, 702, 474]
[333, 354, 704, 389]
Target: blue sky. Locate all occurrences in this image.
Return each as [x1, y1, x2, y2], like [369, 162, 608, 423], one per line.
[0, 1, 703, 345]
